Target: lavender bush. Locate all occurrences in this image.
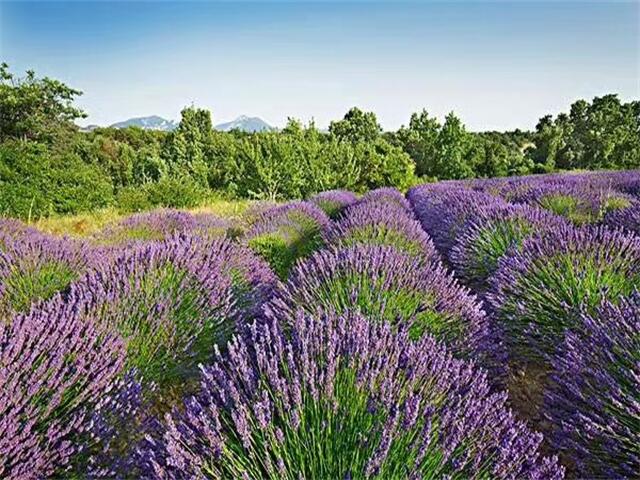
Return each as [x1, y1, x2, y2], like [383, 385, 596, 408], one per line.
[0, 218, 41, 252]
[604, 198, 640, 235]
[140, 310, 563, 479]
[309, 190, 358, 218]
[544, 295, 639, 479]
[515, 182, 632, 225]
[359, 187, 413, 214]
[0, 296, 126, 479]
[324, 201, 438, 259]
[271, 244, 487, 356]
[67, 234, 276, 388]
[486, 225, 640, 421]
[0, 233, 97, 316]
[95, 208, 231, 246]
[449, 203, 568, 288]
[245, 201, 330, 278]
[408, 184, 506, 259]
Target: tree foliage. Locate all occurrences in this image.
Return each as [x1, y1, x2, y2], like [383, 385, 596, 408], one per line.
[0, 63, 86, 143]
[0, 64, 638, 219]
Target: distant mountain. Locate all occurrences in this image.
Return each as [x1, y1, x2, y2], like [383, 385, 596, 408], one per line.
[110, 115, 178, 131]
[215, 115, 273, 133]
[78, 124, 100, 133]
[87, 114, 273, 133]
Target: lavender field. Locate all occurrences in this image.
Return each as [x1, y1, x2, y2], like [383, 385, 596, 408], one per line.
[1, 170, 639, 479]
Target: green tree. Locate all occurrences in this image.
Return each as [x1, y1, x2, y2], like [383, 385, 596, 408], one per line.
[329, 107, 382, 143]
[0, 64, 86, 143]
[528, 94, 640, 171]
[165, 106, 213, 186]
[395, 109, 441, 177]
[431, 112, 476, 180]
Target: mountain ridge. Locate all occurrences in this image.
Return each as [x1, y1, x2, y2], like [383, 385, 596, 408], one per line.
[92, 115, 274, 133]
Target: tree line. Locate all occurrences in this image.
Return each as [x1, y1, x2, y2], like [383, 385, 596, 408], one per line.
[1, 64, 638, 219]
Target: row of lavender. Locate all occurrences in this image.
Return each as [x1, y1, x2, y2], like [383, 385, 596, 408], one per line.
[409, 169, 640, 479]
[1, 190, 565, 479]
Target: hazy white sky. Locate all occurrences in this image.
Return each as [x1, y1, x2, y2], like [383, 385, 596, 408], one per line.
[2, 1, 639, 131]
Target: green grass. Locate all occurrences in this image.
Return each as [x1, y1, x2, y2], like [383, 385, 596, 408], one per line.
[32, 197, 255, 238]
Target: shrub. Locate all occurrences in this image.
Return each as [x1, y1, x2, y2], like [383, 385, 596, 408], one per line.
[245, 201, 330, 279]
[0, 233, 97, 316]
[115, 186, 155, 213]
[449, 204, 568, 288]
[115, 177, 209, 213]
[359, 187, 413, 213]
[191, 213, 234, 240]
[309, 190, 358, 219]
[408, 184, 506, 259]
[0, 217, 41, 252]
[517, 182, 632, 225]
[67, 235, 276, 389]
[144, 176, 209, 209]
[324, 201, 438, 259]
[139, 310, 563, 479]
[544, 294, 640, 479]
[0, 296, 126, 478]
[0, 141, 114, 219]
[486, 226, 640, 420]
[96, 209, 197, 246]
[271, 244, 486, 356]
[352, 138, 417, 192]
[604, 199, 640, 235]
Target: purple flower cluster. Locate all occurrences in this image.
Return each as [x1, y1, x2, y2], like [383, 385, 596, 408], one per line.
[139, 310, 563, 479]
[324, 200, 439, 259]
[0, 232, 98, 316]
[67, 234, 276, 387]
[0, 295, 126, 479]
[485, 225, 640, 424]
[449, 203, 569, 288]
[271, 244, 487, 356]
[514, 182, 632, 225]
[359, 187, 413, 214]
[309, 189, 358, 218]
[246, 201, 331, 237]
[544, 294, 640, 479]
[604, 198, 640, 235]
[0, 218, 41, 252]
[96, 209, 231, 246]
[408, 184, 506, 259]
[245, 201, 330, 278]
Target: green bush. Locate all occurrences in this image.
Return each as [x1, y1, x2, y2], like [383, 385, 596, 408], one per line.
[0, 141, 114, 219]
[115, 186, 155, 213]
[115, 177, 209, 213]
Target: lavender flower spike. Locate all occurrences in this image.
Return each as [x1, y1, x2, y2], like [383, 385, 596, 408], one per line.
[139, 309, 563, 479]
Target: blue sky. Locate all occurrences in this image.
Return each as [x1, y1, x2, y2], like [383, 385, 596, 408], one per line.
[1, 1, 638, 130]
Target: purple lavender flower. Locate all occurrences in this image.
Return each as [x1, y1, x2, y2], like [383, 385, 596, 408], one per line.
[270, 244, 487, 357]
[449, 203, 569, 288]
[408, 184, 507, 260]
[324, 201, 439, 259]
[486, 225, 640, 423]
[359, 187, 413, 214]
[0, 295, 126, 479]
[95, 209, 200, 246]
[191, 213, 234, 240]
[138, 310, 563, 479]
[544, 294, 640, 479]
[67, 234, 276, 388]
[514, 181, 632, 225]
[0, 232, 98, 316]
[0, 218, 42, 252]
[245, 201, 330, 278]
[604, 198, 640, 235]
[310, 190, 358, 219]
